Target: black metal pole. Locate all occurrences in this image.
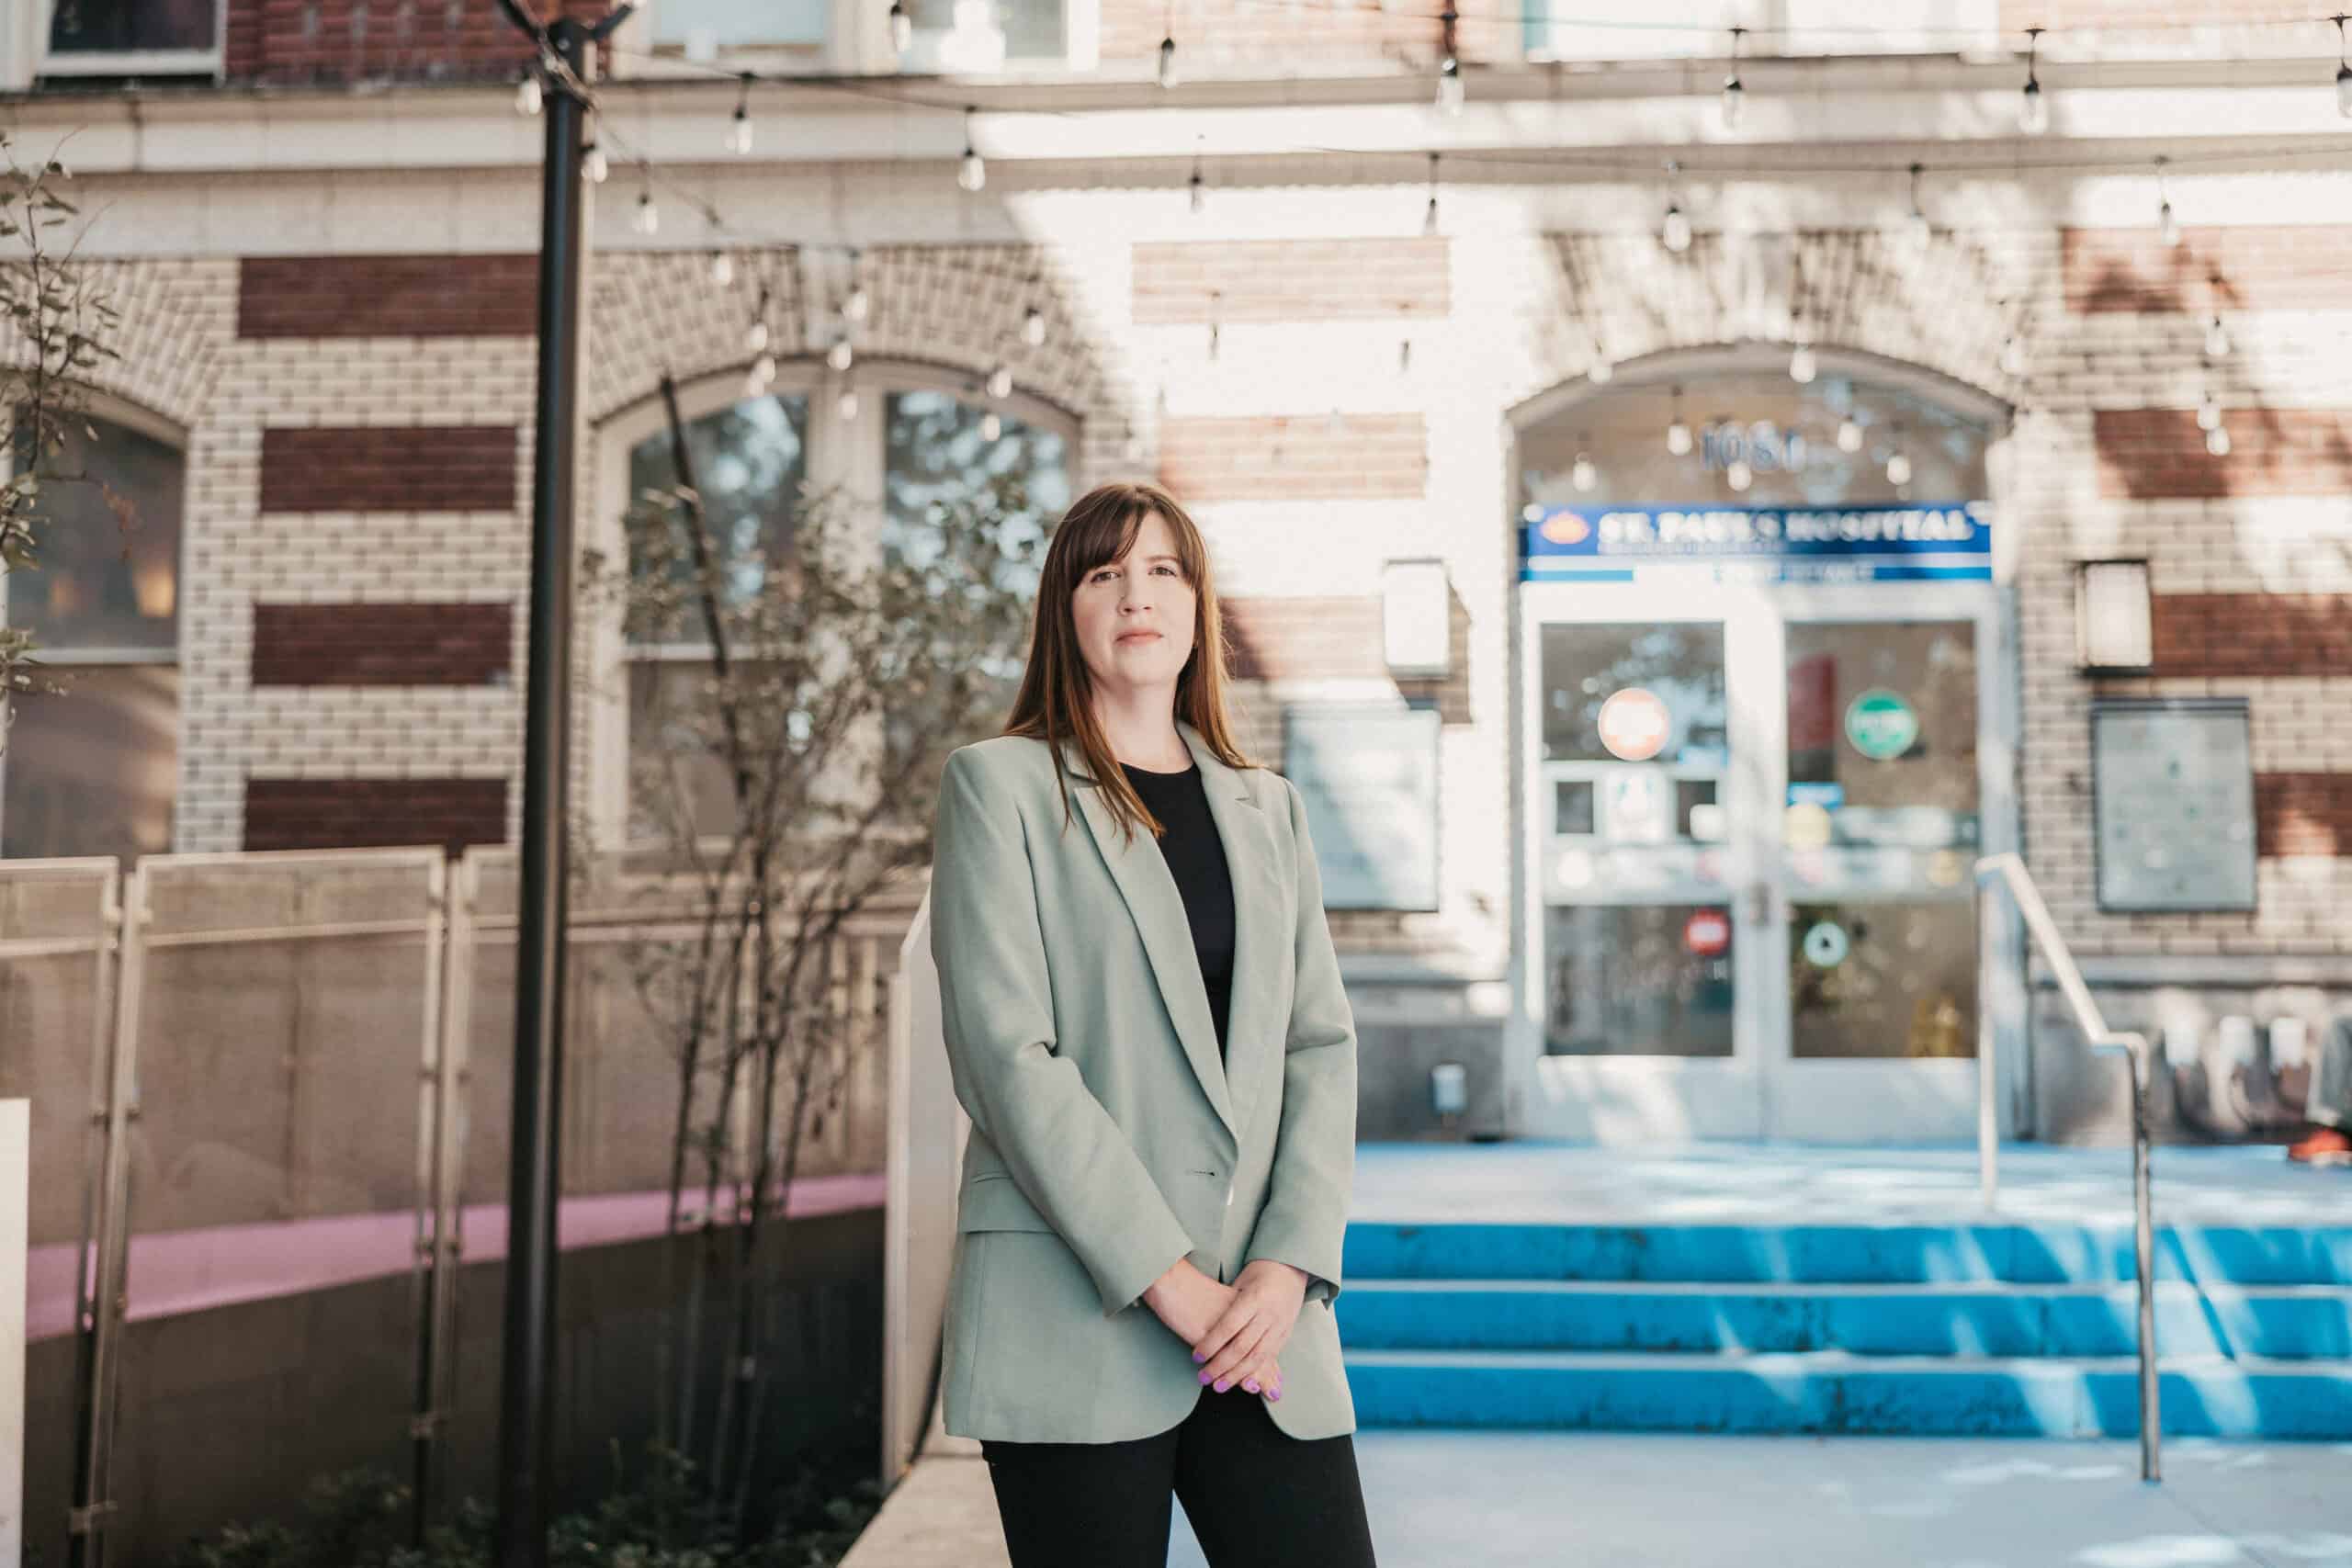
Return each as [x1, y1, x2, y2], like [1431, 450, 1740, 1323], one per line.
[493, 7, 594, 1565]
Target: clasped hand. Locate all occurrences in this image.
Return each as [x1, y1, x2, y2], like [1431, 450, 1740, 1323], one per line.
[1144, 1257, 1308, 1402]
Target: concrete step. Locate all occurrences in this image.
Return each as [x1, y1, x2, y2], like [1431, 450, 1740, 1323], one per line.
[1342, 1348, 2352, 1438]
[1342, 1222, 2352, 1286]
[1336, 1279, 2352, 1360]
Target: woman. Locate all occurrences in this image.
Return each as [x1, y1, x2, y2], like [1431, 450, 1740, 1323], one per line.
[927, 479, 1379, 1567]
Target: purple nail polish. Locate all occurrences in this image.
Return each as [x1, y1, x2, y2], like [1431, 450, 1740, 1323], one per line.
[1198, 1370, 1212, 1384]
[1214, 1380, 1230, 1393]
[1243, 1380, 1259, 1393]
[1192, 1350, 1204, 1363]
[1268, 1389, 1282, 1402]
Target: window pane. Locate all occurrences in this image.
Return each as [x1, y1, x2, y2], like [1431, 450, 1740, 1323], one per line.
[882, 389, 1067, 602]
[2, 664, 178, 863]
[1544, 903, 1735, 1057]
[624, 394, 808, 645]
[6, 416, 184, 654]
[1540, 623, 1726, 765]
[627, 660, 739, 844]
[650, 0, 827, 49]
[906, 0, 1066, 62]
[49, 0, 219, 52]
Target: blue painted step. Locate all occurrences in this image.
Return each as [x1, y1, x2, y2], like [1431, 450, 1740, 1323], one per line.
[1342, 1349, 2352, 1439]
[1337, 1280, 2352, 1360]
[1342, 1223, 2352, 1286]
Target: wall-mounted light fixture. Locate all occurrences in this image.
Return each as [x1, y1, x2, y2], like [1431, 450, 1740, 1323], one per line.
[2075, 558, 2154, 673]
[1383, 558, 1452, 679]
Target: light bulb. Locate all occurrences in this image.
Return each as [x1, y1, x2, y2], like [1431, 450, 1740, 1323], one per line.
[844, 283, 870, 322]
[1906, 207, 1931, 248]
[745, 319, 770, 353]
[743, 367, 765, 398]
[889, 0, 912, 53]
[959, 149, 986, 193]
[1588, 356, 1614, 386]
[2205, 316, 2231, 357]
[837, 388, 860, 423]
[1837, 418, 1863, 453]
[1572, 455, 1598, 492]
[753, 351, 776, 382]
[1790, 344, 1817, 384]
[1158, 36, 1179, 89]
[2206, 423, 2232, 457]
[1721, 75, 1744, 130]
[1726, 458, 1753, 492]
[1668, 418, 1693, 457]
[1424, 195, 1440, 237]
[728, 107, 753, 156]
[633, 192, 659, 236]
[2158, 200, 2181, 249]
[827, 337, 854, 372]
[988, 365, 1014, 400]
[2198, 391, 2222, 432]
[1662, 205, 1692, 254]
[981, 412, 1003, 440]
[2000, 335, 2029, 378]
[1886, 451, 1913, 486]
[1189, 172, 1205, 214]
[2020, 77, 2047, 134]
[2339, 62, 2352, 118]
[710, 251, 734, 288]
[515, 73, 543, 116]
[1023, 305, 1046, 346]
[1436, 59, 1465, 118]
[582, 143, 608, 183]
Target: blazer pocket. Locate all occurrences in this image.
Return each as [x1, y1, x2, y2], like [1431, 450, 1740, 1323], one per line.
[955, 1172, 1057, 1234]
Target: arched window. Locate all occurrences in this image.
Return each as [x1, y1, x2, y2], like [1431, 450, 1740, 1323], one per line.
[605, 366, 1073, 843]
[1, 405, 185, 863]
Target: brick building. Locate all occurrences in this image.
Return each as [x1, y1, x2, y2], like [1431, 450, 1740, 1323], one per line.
[4, 0, 2348, 1144]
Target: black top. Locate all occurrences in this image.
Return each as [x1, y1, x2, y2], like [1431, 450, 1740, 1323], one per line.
[1119, 758, 1238, 1063]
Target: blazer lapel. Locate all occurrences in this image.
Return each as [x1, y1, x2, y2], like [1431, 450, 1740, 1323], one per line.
[1058, 720, 1280, 1153]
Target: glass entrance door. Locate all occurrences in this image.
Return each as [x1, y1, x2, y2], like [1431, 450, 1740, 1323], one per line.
[1521, 588, 2013, 1143]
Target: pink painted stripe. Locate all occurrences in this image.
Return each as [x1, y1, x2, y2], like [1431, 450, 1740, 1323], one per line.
[25, 1171, 886, 1342]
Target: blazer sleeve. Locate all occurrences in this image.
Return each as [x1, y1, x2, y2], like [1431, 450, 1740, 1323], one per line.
[928, 747, 1197, 1318]
[1239, 774, 1359, 1308]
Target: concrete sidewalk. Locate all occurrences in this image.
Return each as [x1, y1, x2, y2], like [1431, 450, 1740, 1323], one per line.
[847, 1430, 2352, 1567]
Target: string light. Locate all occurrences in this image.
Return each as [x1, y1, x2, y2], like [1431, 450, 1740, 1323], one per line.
[1189, 140, 1206, 215]
[1837, 417, 1864, 453]
[981, 411, 1002, 441]
[1886, 424, 1913, 487]
[838, 388, 860, 423]
[709, 250, 733, 288]
[1424, 152, 1442, 236]
[888, 0, 912, 55]
[2020, 27, 2048, 134]
[1905, 163, 1931, 246]
[2000, 333, 2029, 378]
[752, 350, 776, 383]
[987, 364, 1014, 400]
[1660, 160, 1692, 254]
[746, 287, 772, 353]
[1436, 5, 1464, 117]
[582, 140, 609, 184]
[1158, 17, 1179, 90]
[1789, 310, 1816, 385]
[2154, 155, 2181, 247]
[2206, 423, 2232, 457]
[1667, 386, 1693, 456]
[845, 268, 870, 324]
[515, 69, 543, 117]
[1721, 27, 1746, 130]
[2197, 384, 2222, 432]
[1023, 302, 1047, 347]
[728, 73, 754, 155]
[1726, 456, 1753, 491]
[1572, 441, 1598, 492]
[633, 186, 660, 236]
[958, 107, 985, 192]
[2204, 315, 2231, 357]
[828, 333, 854, 372]
[1587, 350, 1614, 385]
[2335, 14, 2351, 117]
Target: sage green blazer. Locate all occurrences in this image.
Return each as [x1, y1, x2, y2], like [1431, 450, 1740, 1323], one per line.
[928, 717, 1360, 1443]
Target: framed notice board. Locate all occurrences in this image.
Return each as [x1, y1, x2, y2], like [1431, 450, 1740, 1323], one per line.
[2090, 699, 2257, 914]
[1281, 704, 1442, 912]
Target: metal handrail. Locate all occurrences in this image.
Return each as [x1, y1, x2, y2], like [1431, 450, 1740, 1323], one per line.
[1974, 852, 2160, 1483]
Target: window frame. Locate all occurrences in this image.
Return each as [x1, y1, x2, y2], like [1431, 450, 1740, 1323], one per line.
[0, 391, 190, 860]
[623, 0, 1098, 75]
[586, 357, 1080, 847]
[30, 0, 228, 81]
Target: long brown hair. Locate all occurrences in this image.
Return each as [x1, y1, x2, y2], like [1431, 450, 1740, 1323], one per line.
[1003, 479, 1260, 844]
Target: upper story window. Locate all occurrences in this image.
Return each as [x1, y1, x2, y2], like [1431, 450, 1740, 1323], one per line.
[640, 0, 1091, 73]
[40, 0, 223, 77]
[1521, 0, 2000, 63]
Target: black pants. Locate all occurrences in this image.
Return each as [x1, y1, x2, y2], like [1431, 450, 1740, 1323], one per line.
[979, 1386, 1378, 1568]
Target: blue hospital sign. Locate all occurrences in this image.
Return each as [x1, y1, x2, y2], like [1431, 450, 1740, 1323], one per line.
[1521, 502, 1994, 584]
